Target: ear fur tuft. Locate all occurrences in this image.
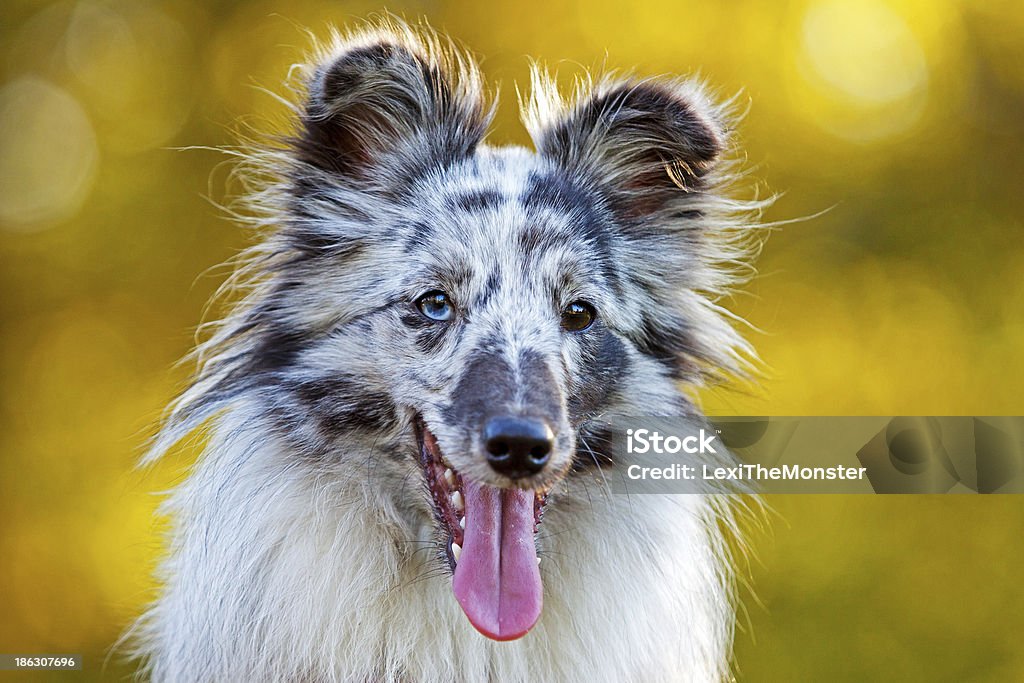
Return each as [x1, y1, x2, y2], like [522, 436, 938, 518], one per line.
[525, 72, 728, 215]
[294, 20, 492, 184]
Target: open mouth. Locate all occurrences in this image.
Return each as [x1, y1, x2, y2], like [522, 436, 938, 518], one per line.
[415, 417, 547, 641]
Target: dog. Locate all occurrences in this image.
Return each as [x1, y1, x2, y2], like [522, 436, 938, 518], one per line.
[132, 19, 763, 682]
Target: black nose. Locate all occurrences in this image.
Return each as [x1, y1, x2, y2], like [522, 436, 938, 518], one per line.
[484, 416, 554, 479]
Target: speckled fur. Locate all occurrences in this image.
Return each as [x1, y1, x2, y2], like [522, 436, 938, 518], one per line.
[130, 18, 766, 683]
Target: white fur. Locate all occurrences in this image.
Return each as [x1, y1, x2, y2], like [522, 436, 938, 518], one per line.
[136, 405, 736, 682]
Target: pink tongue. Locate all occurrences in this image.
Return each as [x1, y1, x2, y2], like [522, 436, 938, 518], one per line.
[452, 480, 542, 641]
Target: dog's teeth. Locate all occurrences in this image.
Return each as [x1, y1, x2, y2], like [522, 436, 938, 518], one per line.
[451, 542, 462, 562]
[459, 516, 465, 529]
[443, 468, 455, 486]
[450, 490, 464, 511]
[537, 557, 542, 565]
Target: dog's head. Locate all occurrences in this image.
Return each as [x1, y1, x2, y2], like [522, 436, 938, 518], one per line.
[171, 23, 756, 642]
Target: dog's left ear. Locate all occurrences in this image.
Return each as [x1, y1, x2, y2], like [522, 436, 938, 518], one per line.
[527, 77, 725, 216]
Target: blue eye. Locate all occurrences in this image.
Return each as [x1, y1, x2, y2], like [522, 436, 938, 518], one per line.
[416, 291, 454, 321]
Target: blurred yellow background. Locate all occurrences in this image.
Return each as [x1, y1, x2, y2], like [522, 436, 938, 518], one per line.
[1, 0, 1022, 680]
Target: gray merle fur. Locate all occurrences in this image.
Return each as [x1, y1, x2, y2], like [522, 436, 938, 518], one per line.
[132, 18, 768, 683]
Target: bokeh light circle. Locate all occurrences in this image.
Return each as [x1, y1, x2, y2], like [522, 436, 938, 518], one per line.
[0, 77, 99, 231]
[797, 0, 929, 141]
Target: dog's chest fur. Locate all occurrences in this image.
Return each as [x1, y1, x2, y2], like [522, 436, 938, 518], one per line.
[144, 411, 732, 682]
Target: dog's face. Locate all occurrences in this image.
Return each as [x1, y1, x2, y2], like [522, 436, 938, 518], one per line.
[194, 29, 751, 642]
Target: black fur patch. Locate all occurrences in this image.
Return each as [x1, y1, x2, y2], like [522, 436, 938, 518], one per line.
[442, 263, 474, 293]
[517, 349, 563, 424]
[476, 270, 501, 308]
[516, 224, 563, 260]
[446, 189, 506, 213]
[634, 312, 699, 379]
[521, 172, 610, 248]
[566, 324, 629, 424]
[674, 209, 703, 221]
[444, 346, 516, 430]
[402, 221, 436, 254]
[250, 326, 309, 374]
[521, 171, 594, 214]
[285, 375, 398, 436]
[414, 322, 461, 354]
[521, 172, 621, 290]
[285, 227, 364, 261]
[245, 281, 314, 374]
[400, 310, 433, 330]
[572, 425, 616, 472]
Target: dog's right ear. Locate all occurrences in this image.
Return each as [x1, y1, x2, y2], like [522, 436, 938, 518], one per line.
[295, 31, 491, 185]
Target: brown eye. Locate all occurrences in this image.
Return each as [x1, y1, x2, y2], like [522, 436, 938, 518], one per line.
[416, 291, 454, 321]
[561, 300, 596, 331]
